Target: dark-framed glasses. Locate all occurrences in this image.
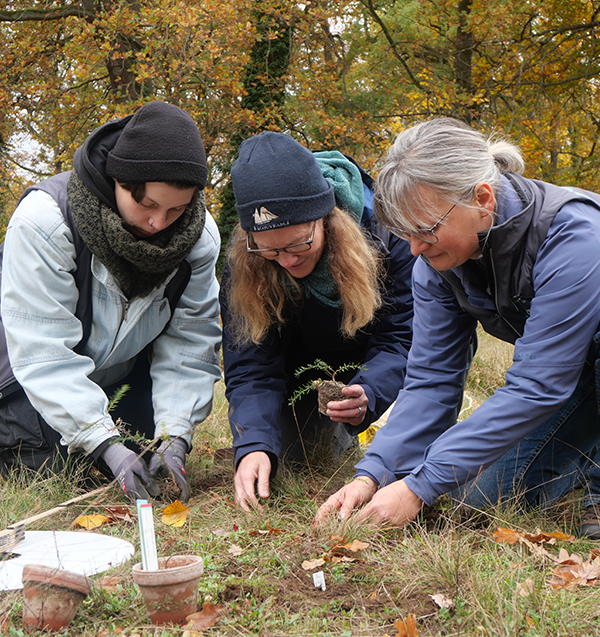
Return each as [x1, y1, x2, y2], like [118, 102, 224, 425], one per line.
[388, 203, 458, 245]
[246, 220, 317, 259]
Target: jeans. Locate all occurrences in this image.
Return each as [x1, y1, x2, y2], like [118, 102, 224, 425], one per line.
[456, 352, 600, 510]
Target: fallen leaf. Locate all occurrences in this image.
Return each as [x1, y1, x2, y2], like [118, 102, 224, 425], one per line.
[548, 550, 600, 589]
[249, 522, 282, 536]
[97, 575, 124, 593]
[340, 539, 370, 552]
[516, 578, 535, 597]
[183, 631, 203, 637]
[186, 602, 225, 631]
[368, 590, 377, 601]
[393, 613, 419, 637]
[228, 544, 243, 556]
[162, 500, 191, 527]
[302, 558, 326, 570]
[331, 554, 362, 564]
[525, 615, 535, 627]
[493, 527, 521, 544]
[212, 528, 229, 537]
[430, 593, 455, 609]
[104, 506, 133, 524]
[73, 514, 110, 529]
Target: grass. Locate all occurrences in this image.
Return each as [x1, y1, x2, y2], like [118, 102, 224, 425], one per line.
[1, 328, 600, 636]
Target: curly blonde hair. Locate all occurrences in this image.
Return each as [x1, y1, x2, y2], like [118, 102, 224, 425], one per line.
[224, 207, 384, 347]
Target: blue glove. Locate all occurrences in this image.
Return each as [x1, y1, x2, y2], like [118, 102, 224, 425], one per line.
[148, 437, 191, 502]
[101, 442, 160, 502]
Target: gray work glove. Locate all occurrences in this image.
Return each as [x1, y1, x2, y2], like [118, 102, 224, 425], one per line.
[101, 442, 160, 502]
[148, 437, 191, 502]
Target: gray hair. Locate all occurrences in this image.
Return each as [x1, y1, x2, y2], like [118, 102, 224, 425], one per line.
[374, 118, 525, 231]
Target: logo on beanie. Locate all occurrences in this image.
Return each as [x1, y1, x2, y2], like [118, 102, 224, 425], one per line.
[253, 206, 279, 226]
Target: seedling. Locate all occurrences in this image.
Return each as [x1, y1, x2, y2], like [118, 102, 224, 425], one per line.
[289, 359, 365, 414]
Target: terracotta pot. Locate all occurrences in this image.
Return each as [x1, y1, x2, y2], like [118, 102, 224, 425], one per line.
[21, 564, 91, 632]
[132, 555, 204, 625]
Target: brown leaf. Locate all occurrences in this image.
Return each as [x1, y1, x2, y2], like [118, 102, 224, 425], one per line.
[339, 539, 370, 552]
[104, 506, 133, 524]
[186, 602, 225, 631]
[302, 558, 326, 570]
[228, 544, 243, 556]
[97, 575, 124, 593]
[516, 578, 535, 597]
[393, 613, 419, 637]
[525, 615, 535, 628]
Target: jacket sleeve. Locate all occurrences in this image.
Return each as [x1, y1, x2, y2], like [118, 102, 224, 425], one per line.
[358, 201, 600, 504]
[346, 227, 415, 432]
[150, 212, 222, 448]
[220, 269, 290, 469]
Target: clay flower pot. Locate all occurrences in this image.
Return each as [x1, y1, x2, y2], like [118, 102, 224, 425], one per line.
[132, 555, 204, 625]
[317, 380, 348, 415]
[21, 564, 92, 632]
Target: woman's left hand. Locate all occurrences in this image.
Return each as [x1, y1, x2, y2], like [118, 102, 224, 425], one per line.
[326, 384, 368, 426]
[356, 479, 423, 527]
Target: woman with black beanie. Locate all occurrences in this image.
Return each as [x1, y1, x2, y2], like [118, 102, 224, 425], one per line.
[0, 101, 221, 502]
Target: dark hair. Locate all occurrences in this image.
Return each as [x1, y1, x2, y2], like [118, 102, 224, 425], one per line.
[118, 182, 201, 207]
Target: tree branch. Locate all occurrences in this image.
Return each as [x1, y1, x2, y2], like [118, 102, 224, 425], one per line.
[0, 4, 94, 22]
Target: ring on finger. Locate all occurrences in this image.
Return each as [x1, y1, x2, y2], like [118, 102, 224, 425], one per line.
[357, 406, 362, 416]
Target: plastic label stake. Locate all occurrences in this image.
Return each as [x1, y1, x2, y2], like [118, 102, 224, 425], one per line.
[136, 499, 158, 571]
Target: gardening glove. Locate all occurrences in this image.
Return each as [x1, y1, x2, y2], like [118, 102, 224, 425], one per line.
[148, 437, 191, 503]
[101, 442, 160, 502]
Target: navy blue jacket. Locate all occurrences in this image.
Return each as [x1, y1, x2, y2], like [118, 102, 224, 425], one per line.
[221, 190, 415, 468]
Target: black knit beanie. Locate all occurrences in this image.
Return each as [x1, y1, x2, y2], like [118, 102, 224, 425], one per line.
[231, 131, 335, 232]
[106, 101, 208, 188]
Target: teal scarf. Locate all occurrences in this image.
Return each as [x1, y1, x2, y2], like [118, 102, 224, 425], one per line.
[300, 152, 364, 308]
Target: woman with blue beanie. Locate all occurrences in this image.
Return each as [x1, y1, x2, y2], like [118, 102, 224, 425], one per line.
[220, 131, 415, 511]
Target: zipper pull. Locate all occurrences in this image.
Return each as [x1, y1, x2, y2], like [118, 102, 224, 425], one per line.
[123, 300, 129, 320]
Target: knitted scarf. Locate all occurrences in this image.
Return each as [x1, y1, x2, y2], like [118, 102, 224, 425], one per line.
[300, 152, 364, 308]
[67, 172, 205, 299]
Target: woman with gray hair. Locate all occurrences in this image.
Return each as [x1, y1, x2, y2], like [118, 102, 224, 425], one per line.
[317, 117, 600, 538]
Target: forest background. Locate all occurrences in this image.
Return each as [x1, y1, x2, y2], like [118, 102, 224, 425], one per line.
[2, 0, 600, 268]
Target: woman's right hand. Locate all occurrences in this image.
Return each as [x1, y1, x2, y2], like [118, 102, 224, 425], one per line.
[234, 451, 272, 511]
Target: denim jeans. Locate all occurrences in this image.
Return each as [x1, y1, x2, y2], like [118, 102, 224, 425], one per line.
[456, 332, 600, 510]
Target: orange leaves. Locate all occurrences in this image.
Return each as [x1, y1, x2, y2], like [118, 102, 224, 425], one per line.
[385, 614, 418, 637]
[492, 525, 600, 591]
[493, 527, 574, 546]
[162, 500, 191, 528]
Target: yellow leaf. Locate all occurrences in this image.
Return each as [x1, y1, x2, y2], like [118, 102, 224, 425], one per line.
[162, 500, 191, 527]
[341, 539, 370, 552]
[73, 514, 110, 529]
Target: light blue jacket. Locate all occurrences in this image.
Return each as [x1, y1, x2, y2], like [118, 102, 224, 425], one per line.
[1, 188, 222, 455]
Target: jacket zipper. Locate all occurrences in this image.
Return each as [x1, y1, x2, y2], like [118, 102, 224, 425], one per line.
[123, 299, 129, 321]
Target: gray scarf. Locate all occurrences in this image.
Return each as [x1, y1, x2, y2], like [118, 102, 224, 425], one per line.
[67, 172, 205, 299]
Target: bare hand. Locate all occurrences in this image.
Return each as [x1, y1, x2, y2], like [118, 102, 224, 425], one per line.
[234, 451, 271, 512]
[315, 476, 377, 525]
[326, 384, 368, 426]
[357, 479, 423, 527]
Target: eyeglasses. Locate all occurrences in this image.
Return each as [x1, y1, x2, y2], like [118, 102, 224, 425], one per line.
[388, 203, 458, 244]
[246, 220, 317, 259]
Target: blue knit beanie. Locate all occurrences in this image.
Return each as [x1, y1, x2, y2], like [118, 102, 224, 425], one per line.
[231, 132, 335, 232]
